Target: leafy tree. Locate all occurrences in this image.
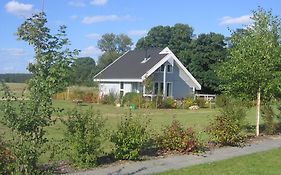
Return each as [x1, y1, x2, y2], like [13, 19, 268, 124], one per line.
[71, 57, 96, 86]
[1, 12, 78, 174]
[136, 23, 193, 59]
[97, 33, 133, 54]
[188, 33, 227, 93]
[217, 8, 281, 136]
[96, 33, 133, 72]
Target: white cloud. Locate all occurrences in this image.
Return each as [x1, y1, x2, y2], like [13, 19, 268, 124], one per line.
[82, 15, 131, 24]
[128, 30, 147, 37]
[90, 0, 108, 6]
[219, 15, 252, 26]
[68, 0, 86, 7]
[70, 15, 78, 20]
[85, 33, 101, 40]
[80, 46, 103, 58]
[5, 0, 33, 17]
[0, 48, 26, 57]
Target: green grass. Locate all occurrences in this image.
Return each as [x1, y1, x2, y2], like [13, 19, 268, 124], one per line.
[156, 148, 281, 175]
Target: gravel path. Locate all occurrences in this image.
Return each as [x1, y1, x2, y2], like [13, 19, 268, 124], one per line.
[67, 136, 281, 175]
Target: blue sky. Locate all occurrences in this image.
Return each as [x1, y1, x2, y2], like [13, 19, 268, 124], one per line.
[0, 0, 280, 73]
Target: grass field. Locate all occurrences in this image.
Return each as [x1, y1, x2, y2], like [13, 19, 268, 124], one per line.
[156, 148, 281, 175]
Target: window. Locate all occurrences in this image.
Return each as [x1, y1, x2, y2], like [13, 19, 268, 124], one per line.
[160, 82, 164, 94]
[167, 65, 173, 73]
[120, 82, 124, 90]
[153, 82, 159, 95]
[166, 82, 173, 97]
[160, 65, 165, 72]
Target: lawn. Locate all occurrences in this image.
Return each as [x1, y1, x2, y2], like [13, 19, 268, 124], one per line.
[156, 147, 281, 175]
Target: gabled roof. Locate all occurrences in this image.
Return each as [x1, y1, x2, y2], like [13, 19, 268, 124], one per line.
[94, 48, 168, 79]
[94, 47, 201, 90]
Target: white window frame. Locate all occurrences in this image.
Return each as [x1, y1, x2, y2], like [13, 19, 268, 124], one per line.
[166, 82, 173, 97]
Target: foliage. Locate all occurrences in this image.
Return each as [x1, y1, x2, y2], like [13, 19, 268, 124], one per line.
[101, 91, 118, 105]
[136, 23, 193, 58]
[183, 98, 194, 109]
[194, 98, 206, 108]
[217, 8, 281, 136]
[0, 12, 78, 174]
[188, 33, 227, 93]
[261, 104, 276, 135]
[111, 112, 150, 160]
[97, 33, 133, 54]
[160, 97, 175, 109]
[96, 33, 133, 72]
[122, 92, 143, 107]
[63, 109, 106, 167]
[0, 137, 15, 175]
[157, 120, 199, 153]
[215, 95, 230, 108]
[70, 57, 97, 86]
[207, 102, 246, 146]
[0, 73, 32, 83]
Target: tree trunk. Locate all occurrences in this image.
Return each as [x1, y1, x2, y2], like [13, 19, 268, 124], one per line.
[256, 87, 261, 136]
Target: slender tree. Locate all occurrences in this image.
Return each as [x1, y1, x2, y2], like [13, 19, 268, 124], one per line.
[217, 7, 281, 136]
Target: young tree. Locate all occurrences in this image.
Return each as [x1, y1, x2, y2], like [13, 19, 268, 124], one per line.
[217, 8, 281, 136]
[1, 12, 78, 174]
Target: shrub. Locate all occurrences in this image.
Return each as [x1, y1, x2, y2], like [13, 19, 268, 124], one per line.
[122, 92, 143, 107]
[160, 97, 175, 109]
[111, 112, 150, 160]
[0, 137, 15, 175]
[207, 102, 246, 146]
[101, 91, 117, 105]
[215, 95, 229, 108]
[261, 104, 276, 135]
[194, 98, 206, 108]
[63, 109, 106, 168]
[157, 120, 199, 153]
[183, 98, 194, 109]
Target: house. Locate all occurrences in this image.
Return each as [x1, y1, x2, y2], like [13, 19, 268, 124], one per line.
[93, 47, 201, 99]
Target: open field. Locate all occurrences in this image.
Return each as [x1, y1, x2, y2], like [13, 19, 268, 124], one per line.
[156, 147, 281, 175]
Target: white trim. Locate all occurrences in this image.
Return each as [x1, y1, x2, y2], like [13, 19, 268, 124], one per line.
[141, 47, 201, 90]
[93, 50, 130, 79]
[94, 78, 142, 82]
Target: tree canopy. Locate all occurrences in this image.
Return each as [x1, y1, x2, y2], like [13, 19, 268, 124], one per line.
[217, 7, 281, 136]
[70, 57, 96, 86]
[188, 33, 227, 93]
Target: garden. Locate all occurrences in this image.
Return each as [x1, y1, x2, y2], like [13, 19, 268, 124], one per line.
[1, 7, 281, 175]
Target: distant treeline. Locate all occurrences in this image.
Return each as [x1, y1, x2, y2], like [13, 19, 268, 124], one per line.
[0, 73, 32, 83]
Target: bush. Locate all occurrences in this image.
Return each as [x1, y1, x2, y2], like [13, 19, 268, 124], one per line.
[215, 95, 229, 108]
[160, 97, 175, 109]
[111, 112, 150, 160]
[207, 102, 246, 146]
[63, 109, 106, 168]
[0, 137, 15, 175]
[101, 91, 117, 105]
[122, 92, 143, 107]
[261, 104, 276, 135]
[194, 98, 206, 108]
[183, 98, 194, 109]
[157, 120, 199, 153]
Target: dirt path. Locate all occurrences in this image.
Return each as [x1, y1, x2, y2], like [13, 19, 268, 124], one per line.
[67, 136, 281, 175]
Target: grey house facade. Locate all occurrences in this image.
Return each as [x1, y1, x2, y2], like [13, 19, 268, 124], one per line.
[93, 47, 201, 99]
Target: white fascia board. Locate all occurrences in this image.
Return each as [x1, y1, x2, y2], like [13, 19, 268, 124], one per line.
[142, 47, 201, 90]
[94, 78, 143, 82]
[171, 53, 201, 90]
[141, 54, 171, 80]
[93, 50, 130, 79]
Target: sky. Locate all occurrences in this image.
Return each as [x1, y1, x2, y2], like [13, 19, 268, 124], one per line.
[0, 0, 281, 73]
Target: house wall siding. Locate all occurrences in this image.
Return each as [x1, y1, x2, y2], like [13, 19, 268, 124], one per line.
[99, 82, 140, 96]
[152, 62, 193, 99]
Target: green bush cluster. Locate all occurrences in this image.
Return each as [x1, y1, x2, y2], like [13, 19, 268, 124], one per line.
[0, 137, 15, 175]
[110, 112, 150, 160]
[122, 92, 143, 107]
[63, 109, 106, 168]
[101, 91, 118, 105]
[261, 104, 277, 135]
[207, 102, 246, 146]
[157, 120, 199, 153]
